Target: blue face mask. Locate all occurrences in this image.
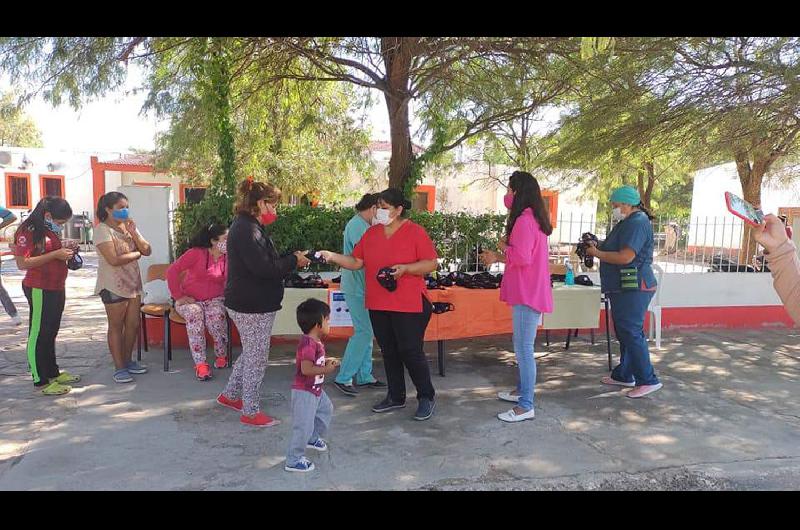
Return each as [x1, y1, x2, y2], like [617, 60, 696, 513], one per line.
[45, 218, 63, 234]
[112, 208, 129, 221]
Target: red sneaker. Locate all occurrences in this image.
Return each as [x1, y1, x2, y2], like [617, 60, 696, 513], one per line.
[196, 363, 212, 381]
[214, 357, 228, 369]
[240, 412, 281, 427]
[216, 394, 243, 411]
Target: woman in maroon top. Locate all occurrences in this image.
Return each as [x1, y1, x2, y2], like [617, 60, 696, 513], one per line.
[13, 197, 80, 396]
[321, 188, 439, 421]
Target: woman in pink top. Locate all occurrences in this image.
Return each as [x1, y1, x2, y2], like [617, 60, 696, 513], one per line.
[481, 171, 553, 423]
[167, 223, 229, 381]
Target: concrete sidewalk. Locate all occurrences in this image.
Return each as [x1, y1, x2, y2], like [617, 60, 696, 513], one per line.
[1, 255, 799, 490]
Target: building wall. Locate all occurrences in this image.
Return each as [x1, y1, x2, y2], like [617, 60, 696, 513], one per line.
[1, 147, 122, 221]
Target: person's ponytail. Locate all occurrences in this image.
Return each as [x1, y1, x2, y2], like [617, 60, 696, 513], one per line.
[637, 202, 655, 221]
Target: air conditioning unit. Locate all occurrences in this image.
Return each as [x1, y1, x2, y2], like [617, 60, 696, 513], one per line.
[0, 151, 12, 167]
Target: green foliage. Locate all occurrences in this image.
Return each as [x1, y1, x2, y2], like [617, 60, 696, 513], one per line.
[173, 202, 507, 272]
[0, 91, 43, 147]
[172, 192, 235, 257]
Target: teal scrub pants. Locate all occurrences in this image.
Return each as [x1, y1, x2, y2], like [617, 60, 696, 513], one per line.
[335, 292, 377, 385]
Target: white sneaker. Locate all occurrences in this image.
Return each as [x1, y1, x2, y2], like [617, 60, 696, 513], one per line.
[497, 391, 520, 403]
[497, 407, 535, 423]
[11, 314, 22, 326]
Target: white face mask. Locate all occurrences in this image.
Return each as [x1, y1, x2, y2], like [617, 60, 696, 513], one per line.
[375, 208, 391, 225]
[612, 207, 626, 222]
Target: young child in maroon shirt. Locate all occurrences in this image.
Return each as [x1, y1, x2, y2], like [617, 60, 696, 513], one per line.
[285, 298, 339, 473]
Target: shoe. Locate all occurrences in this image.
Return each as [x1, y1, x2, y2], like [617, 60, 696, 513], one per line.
[11, 314, 22, 326]
[113, 369, 134, 384]
[601, 376, 635, 388]
[53, 372, 81, 384]
[497, 391, 520, 403]
[126, 361, 148, 374]
[307, 438, 328, 452]
[240, 412, 281, 427]
[371, 396, 406, 413]
[40, 381, 71, 396]
[214, 356, 228, 369]
[356, 379, 387, 388]
[413, 398, 436, 421]
[497, 407, 535, 423]
[195, 362, 212, 381]
[627, 383, 663, 399]
[285, 457, 315, 473]
[334, 381, 359, 397]
[216, 394, 243, 412]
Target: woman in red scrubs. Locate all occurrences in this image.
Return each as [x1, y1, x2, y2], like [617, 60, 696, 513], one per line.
[321, 188, 439, 421]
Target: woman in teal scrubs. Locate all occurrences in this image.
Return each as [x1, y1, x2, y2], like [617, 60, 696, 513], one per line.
[333, 193, 386, 396]
[587, 186, 662, 398]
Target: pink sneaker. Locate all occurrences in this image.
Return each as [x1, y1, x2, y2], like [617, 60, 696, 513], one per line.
[627, 383, 663, 398]
[601, 376, 635, 388]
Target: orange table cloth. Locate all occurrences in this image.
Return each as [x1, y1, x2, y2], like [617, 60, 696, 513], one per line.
[327, 286, 512, 341]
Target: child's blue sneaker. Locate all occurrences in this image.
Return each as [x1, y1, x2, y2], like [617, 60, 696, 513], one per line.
[306, 438, 328, 452]
[284, 457, 315, 473]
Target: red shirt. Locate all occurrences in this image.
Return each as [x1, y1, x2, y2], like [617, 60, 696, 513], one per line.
[292, 335, 326, 397]
[352, 220, 438, 313]
[13, 227, 68, 291]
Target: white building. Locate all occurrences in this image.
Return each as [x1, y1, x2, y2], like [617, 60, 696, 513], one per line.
[688, 162, 800, 251]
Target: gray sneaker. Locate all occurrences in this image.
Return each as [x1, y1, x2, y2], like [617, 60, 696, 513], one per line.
[413, 398, 436, 421]
[127, 361, 148, 374]
[113, 369, 134, 384]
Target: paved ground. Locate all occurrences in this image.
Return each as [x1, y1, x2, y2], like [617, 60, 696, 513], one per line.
[1, 253, 799, 490]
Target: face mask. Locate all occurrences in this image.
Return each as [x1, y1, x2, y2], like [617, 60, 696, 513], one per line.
[375, 208, 391, 225]
[112, 208, 129, 221]
[504, 193, 514, 209]
[45, 218, 62, 234]
[215, 240, 227, 254]
[612, 207, 626, 222]
[260, 212, 277, 225]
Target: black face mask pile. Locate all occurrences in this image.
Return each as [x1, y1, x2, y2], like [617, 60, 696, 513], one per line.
[428, 271, 502, 289]
[283, 273, 328, 288]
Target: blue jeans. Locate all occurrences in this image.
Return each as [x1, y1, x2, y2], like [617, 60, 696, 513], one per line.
[608, 291, 660, 386]
[512, 305, 541, 411]
[335, 292, 376, 385]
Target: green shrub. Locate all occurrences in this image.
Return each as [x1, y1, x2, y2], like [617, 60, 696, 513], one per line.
[173, 201, 507, 272]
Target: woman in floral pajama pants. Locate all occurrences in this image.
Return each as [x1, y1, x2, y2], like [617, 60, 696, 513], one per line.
[167, 223, 229, 381]
[217, 178, 310, 427]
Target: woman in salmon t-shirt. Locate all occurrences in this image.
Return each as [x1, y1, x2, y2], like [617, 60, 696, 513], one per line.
[481, 171, 553, 423]
[321, 188, 439, 421]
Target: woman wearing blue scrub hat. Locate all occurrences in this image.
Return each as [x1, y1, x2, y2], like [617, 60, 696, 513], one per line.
[585, 186, 662, 398]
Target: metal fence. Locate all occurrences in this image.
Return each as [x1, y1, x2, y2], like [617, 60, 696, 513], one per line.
[439, 213, 766, 274]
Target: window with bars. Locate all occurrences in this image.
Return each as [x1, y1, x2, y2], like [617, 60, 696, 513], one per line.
[6, 174, 31, 208]
[41, 176, 64, 198]
[183, 187, 206, 204]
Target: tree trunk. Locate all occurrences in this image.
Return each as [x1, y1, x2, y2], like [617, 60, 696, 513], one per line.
[381, 37, 416, 190]
[734, 150, 765, 266]
[636, 161, 655, 209]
